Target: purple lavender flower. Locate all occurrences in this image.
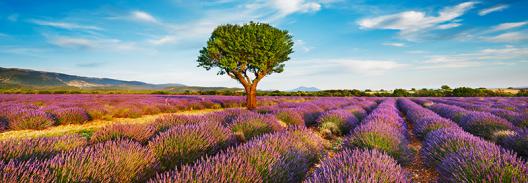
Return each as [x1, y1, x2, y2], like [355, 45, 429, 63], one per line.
[148, 122, 234, 171]
[438, 143, 528, 182]
[90, 123, 156, 144]
[460, 111, 515, 140]
[316, 109, 358, 137]
[421, 128, 495, 167]
[274, 108, 305, 127]
[305, 149, 410, 183]
[49, 139, 157, 182]
[0, 135, 87, 162]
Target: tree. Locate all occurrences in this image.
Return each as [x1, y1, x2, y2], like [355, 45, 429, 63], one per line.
[441, 85, 451, 90]
[197, 22, 294, 110]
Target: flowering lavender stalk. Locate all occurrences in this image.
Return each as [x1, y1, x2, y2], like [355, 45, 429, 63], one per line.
[229, 113, 284, 142]
[344, 99, 411, 163]
[459, 111, 516, 140]
[148, 121, 234, 171]
[421, 128, 495, 168]
[438, 143, 528, 182]
[398, 99, 461, 138]
[0, 135, 87, 162]
[90, 123, 156, 144]
[0, 159, 55, 183]
[6, 109, 55, 130]
[150, 128, 325, 183]
[47, 107, 91, 125]
[316, 109, 358, 137]
[498, 128, 528, 158]
[304, 149, 410, 183]
[274, 108, 305, 127]
[49, 139, 157, 183]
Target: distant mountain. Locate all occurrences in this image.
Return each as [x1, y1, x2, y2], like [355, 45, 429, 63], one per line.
[0, 67, 184, 89]
[290, 86, 320, 92]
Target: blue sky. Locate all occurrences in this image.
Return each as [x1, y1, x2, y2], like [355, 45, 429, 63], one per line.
[0, 0, 527, 90]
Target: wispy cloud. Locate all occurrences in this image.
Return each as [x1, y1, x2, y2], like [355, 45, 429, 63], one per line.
[269, 0, 322, 18]
[76, 62, 104, 68]
[484, 31, 528, 42]
[382, 42, 405, 47]
[148, 0, 334, 45]
[419, 46, 527, 69]
[478, 4, 508, 16]
[336, 59, 407, 75]
[130, 11, 159, 23]
[295, 39, 313, 52]
[357, 2, 477, 40]
[491, 21, 528, 32]
[48, 36, 140, 51]
[31, 19, 102, 31]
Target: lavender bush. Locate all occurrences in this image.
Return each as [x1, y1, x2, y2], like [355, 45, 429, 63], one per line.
[90, 123, 156, 144]
[438, 144, 528, 182]
[275, 108, 305, 127]
[147, 122, 234, 171]
[459, 112, 515, 140]
[316, 109, 358, 137]
[0, 135, 87, 162]
[421, 128, 495, 167]
[304, 149, 409, 183]
[150, 128, 325, 183]
[49, 139, 157, 182]
[229, 113, 284, 142]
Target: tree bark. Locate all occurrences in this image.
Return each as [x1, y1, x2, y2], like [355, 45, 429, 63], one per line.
[245, 85, 257, 110]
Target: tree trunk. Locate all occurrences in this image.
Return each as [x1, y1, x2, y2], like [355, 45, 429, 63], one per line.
[245, 85, 257, 110]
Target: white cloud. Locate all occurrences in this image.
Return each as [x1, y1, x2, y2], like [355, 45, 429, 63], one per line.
[357, 2, 476, 40]
[51, 37, 96, 48]
[149, 0, 334, 45]
[484, 31, 528, 42]
[270, 0, 321, 17]
[382, 42, 405, 47]
[49, 36, 140, 51]
[336, 59, 407, 75]
[295, 39, 313, 52]
[478, 4, 508, 16]
[436, 23, 461, 29]
[149, 35, 178, 45]
[31, 19, 102, 31]
[419, 46, 527, 69]
[491, 21, 528, 32]
[130, 11, 159, 23]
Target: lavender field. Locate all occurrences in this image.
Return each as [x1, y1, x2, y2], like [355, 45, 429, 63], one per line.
[0, 94, 526, 182]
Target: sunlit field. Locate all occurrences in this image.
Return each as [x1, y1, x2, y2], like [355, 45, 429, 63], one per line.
[1, 95, 527, 182]
[2, 0, 528, 182]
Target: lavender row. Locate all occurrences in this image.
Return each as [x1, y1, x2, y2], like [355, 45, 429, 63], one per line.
[0, 94, 306, 132]
[427, 102, 517, 141]
[343, 98, 411, 163]
[304, 99, 410, 182]
[400, 99, 528, 182]
[150, 127, 326, 183]
[433, 98, 527, 128]
[0, 110, 287, 182]
[426, 101, 528, 158]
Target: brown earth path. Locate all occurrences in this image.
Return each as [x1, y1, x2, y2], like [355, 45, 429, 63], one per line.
[403, 116, 439, 183]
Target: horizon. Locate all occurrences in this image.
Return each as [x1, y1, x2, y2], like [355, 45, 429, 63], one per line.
[1, 0, 527, 90]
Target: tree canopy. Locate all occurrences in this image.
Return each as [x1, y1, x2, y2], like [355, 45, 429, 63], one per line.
[197, 22, 294, 109]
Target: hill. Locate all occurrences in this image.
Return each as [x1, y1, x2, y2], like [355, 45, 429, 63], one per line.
[290, 86, 321, 92]
[0, 67, 236, 92]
